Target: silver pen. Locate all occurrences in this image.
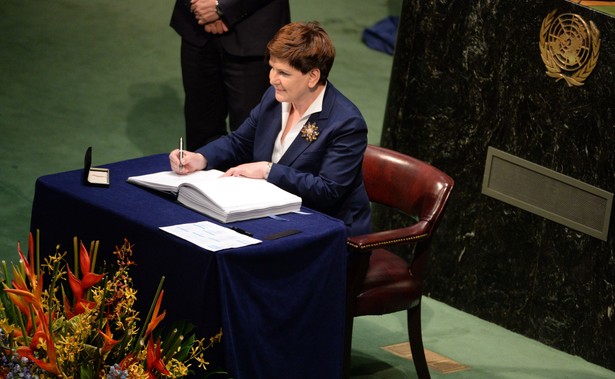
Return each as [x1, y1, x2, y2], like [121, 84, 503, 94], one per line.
[179, 137, 184, 172]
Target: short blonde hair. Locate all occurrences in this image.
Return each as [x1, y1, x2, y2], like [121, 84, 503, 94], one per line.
[265, 21, 335, 84]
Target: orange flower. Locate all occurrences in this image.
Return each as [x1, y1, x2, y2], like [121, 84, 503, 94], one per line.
[146, 335, 171, 377]
[4, 263, 44, 332]
[2, 234, 61, 375]
[66, 242, 105, 318]
[8, 291, 61, 376]
[16, 233, 36, 284]
[17, 345, 60, 376]
[98, 323, 121, 355]
[4, 285, 33, 328]
[5, 233, 43, 331]
[144, 289, 166, 341]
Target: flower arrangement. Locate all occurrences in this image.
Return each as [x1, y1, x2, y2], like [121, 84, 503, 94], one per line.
[0, 232, 222, 378]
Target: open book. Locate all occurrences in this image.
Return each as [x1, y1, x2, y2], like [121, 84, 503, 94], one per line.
[127, 170, 302, 223]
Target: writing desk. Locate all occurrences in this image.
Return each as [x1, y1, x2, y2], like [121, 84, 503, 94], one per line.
[30, 154, 348, 379]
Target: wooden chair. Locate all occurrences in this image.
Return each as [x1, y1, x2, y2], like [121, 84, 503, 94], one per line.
[344, 144, 455, 378]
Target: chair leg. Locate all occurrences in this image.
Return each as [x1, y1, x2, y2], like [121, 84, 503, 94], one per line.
[343, 252, 371, 378]
[407, 302, 430, 379]
[342, 314, 354, 379]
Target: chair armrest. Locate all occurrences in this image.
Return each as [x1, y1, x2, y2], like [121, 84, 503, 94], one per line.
[347, 220, 431, 253]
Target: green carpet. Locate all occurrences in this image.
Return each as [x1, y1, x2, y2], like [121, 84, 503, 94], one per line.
[0, 0, 394, 260]
[594, 6, 615, 15]
[352, 297, 615, 378]
[1, 1, 614, 378]
[0, 0, 185, 258]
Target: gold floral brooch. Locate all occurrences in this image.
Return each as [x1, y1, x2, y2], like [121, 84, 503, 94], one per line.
[301, 122, 319, 142]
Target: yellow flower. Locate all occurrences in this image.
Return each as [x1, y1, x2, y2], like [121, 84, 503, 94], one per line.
[1, 235, 220, 378]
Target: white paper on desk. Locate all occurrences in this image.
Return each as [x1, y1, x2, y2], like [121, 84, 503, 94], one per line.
[160, 221, 261, 252]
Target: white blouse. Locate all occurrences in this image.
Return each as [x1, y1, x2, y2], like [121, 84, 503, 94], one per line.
[271, 84, 327, 163]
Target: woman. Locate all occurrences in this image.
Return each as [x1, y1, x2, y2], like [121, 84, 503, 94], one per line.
[169, 21, 371, 236]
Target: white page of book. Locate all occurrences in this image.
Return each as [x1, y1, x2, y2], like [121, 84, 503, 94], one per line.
[185, 176, 300, 211]
[128, 170, 224, 193]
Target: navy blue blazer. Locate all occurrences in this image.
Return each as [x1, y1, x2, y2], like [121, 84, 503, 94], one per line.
[170, 0, 290, 57]
[197, 83, 372, 236]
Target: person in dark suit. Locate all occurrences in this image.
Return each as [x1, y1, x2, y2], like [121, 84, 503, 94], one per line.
[170, 0, 291, 150]
[169, 21, 371, 236]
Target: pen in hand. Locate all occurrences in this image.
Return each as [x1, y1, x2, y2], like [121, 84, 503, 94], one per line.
[179, 137, 184, 172]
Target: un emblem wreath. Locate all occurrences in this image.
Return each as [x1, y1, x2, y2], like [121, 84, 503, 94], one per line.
[539, 10, 600, 87]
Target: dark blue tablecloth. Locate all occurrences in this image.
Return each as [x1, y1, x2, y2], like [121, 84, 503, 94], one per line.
[30, 154, 348, 379]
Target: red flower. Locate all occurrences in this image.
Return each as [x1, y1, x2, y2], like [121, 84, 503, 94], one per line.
[66, 242, 105, 318]
[144, 289, 166, 341]
[146, 335, 171, 377]
[7, 290, 61, 376]
[17, 233, 36, 284]
[17, 345, 61, 376]
[98, 323, 121, 355]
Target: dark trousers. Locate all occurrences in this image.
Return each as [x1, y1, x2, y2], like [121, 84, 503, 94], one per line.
[180, 38, 271, 150]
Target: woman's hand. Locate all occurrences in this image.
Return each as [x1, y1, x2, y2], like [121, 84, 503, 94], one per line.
[169, 149, 207, 175]
[223, 162, 271, 179]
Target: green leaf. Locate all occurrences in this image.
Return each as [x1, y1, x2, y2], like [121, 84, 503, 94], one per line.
[80, 364, 95, 379]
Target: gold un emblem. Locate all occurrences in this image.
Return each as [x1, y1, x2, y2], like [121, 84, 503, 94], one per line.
[539, 10, 600, 87]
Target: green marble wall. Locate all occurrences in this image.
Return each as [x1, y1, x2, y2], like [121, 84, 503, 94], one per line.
[380, 0, 615, 370]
